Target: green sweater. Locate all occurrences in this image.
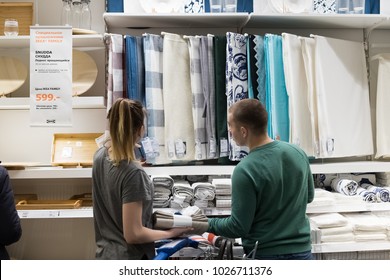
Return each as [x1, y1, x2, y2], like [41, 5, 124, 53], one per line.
[208, 141, 314, 256]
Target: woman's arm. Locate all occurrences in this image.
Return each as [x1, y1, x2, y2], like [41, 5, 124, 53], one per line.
[122, 201, 191, 244]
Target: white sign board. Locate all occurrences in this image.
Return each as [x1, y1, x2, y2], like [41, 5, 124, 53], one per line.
[30, 26, 72, 126]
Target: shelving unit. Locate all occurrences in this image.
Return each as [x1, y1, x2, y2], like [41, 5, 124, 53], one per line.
[103, 12, 249, 29]
[4, 9, 390, 259]
[8, 161, 390, 179]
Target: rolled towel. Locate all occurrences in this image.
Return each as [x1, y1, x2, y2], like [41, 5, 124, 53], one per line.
[331, 178, 358, 196]
[365, 185, 390, 202]
[152, 209, 209, 235]
[356, 187, 377, 203]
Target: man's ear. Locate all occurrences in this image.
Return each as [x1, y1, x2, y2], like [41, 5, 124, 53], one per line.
[240, 126, 248, 138]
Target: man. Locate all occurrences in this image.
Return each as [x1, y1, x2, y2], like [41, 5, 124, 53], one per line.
[207, 99, 315, 260]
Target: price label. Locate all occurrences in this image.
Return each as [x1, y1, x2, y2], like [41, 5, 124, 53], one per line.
[35, 93, 58, 102]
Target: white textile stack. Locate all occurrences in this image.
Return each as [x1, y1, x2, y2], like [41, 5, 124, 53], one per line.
[309, 213, 354, 243]
[170, 180, 194, 209]
[191, 182, 216, 208]
[343, 213, 389, 242]
[151, 175, 174, 208]
[373, 212, 390, 241]
[211, 178, 232, 208]
[308, 188, 336, 207]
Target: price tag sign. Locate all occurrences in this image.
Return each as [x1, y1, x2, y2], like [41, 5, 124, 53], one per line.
[30, 26, 72, 126]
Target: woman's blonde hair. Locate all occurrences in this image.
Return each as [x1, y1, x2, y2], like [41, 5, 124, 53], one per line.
[107, 98, 145, 165]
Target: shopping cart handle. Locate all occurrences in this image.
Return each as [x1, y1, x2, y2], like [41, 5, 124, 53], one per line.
[153, 238, 199, 260]
[153, 251, 170, 260]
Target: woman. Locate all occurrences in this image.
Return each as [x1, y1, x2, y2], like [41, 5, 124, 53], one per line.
[92, 98, 190, 259]
[0, 166, 22, 260]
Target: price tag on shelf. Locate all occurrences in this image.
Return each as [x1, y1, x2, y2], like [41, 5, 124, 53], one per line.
[29, 26, 72, 127]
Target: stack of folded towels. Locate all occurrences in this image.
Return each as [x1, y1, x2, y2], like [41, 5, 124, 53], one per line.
[343, 213, 389, 242]
[211, 178, 232, 208]
[309, 213, 354, 243]
[151, 175, 174, 208]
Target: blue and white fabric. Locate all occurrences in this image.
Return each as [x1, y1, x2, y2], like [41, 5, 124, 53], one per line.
[143, 33, 171, 165]
[264, 33, 290, 142]
[186, 35, 207, 160]
[226, 32, 249, 161]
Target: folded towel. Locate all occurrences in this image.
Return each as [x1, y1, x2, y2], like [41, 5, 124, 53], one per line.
[192, 182, 215, 200]
[216, 199, 231, 208]
[172, 180, 194, 202]
[354, 233, 388, 242]
[309, 188, 335, 207]
[344, 213, 389, 232]
[151, 175, 174, 188]
[211, 178, 232, 187]
[320, 224, 354, 236]
[309, 213, 349, 228]
[152, 209, 209, 235]
[321, 233, 355, 243]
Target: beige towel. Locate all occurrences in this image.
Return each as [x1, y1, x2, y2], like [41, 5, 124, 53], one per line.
[162, 32, 195, 161]
[309, 213, 349, 228]
[153, 210, 209, 235]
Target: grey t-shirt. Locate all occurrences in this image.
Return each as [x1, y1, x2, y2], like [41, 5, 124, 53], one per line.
[92, 146, 155, 259]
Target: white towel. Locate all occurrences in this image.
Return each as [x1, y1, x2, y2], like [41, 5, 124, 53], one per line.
[344, 213, 389, 232]
[331, 178, 358, 196]
[308, 188, 336, 207]
[354, 234, 388, 242]
[356, 187, 377, 203]
[300, 36, 320, 157]
[374, 54, 390, 158]
[312, 35, 374, 158]
[321, 233, 355, 243]
[192, 182, 215, 200]
[320, 224, 354, 236]
[309, 213, 349, 228]
[365, 185, 390, 202]
[162, 32, 195, 161]
[282, 33, 314, 157]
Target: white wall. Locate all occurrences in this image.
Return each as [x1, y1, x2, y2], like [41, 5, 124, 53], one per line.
[3, 0, 106, 33]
